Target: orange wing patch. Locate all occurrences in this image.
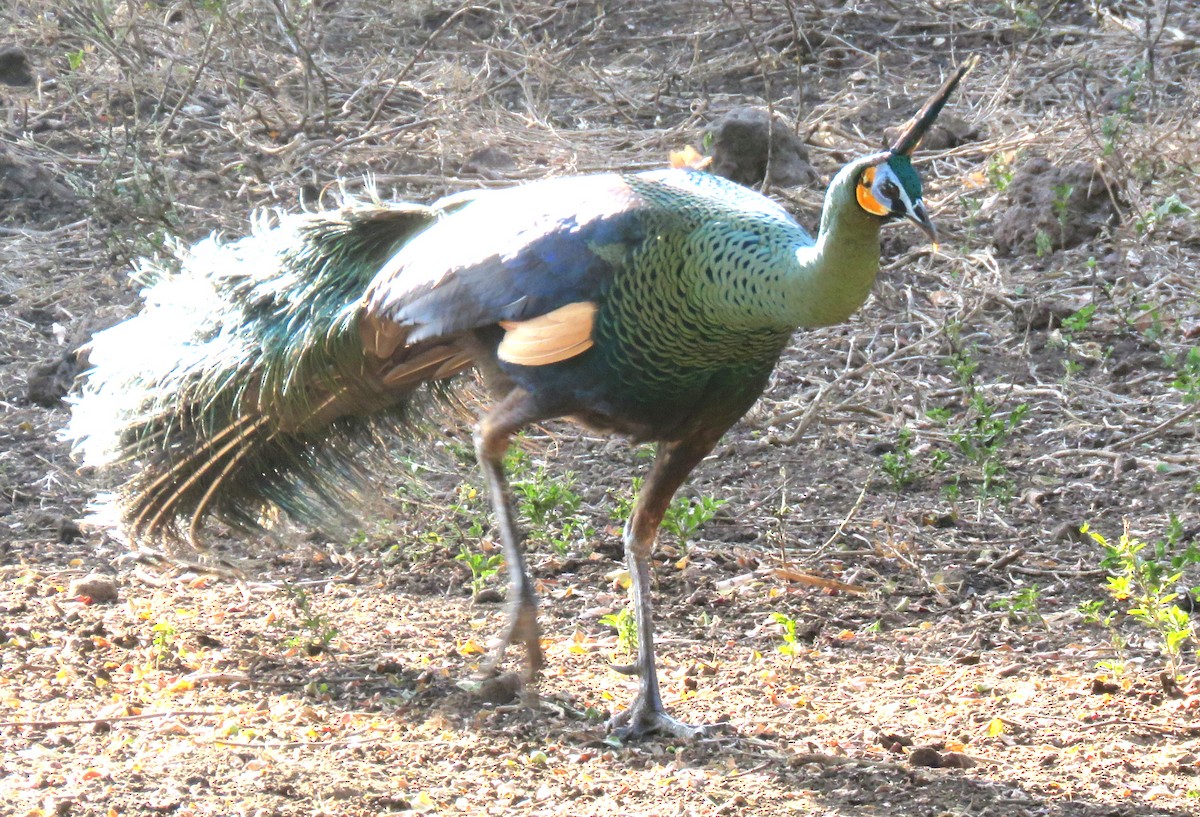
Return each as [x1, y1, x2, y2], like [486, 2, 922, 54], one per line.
[669, 145, 712, 170]
[497, 301, 597, 366]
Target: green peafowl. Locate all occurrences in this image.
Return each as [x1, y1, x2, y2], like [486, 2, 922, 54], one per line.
[67, 64, 971, 739]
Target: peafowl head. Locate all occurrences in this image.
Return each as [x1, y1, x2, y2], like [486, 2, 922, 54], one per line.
[855, 154, 934, 241]
[852, 57, 977, 244]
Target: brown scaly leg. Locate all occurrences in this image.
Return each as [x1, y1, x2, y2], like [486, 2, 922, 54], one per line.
[608, 429, 725, 740]
[474, 387, 549, 681]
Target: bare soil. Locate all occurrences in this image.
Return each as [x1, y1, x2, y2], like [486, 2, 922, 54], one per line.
[3, 2, 1200, 815]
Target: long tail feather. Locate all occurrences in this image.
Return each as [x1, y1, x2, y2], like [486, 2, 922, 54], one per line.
[890, 56, 979, 157]
[67, 201, 447, 544]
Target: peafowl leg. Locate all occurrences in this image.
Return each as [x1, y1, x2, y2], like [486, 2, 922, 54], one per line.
[474, 388, 545, 681]
[608, 431, 722, 741]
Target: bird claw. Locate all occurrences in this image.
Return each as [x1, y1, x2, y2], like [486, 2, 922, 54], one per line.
[607, 702, 709, 741]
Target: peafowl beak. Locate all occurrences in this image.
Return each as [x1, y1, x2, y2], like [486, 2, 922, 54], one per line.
[907, 200, 936, 244]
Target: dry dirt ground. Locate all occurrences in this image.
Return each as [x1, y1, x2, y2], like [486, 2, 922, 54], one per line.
[4, 1, 1200, 815]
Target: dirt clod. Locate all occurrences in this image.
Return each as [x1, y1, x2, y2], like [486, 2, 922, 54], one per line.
[66, 573, 119, 603]
[703, 107, 818, 188]
[1011, 298, 1087, 332]
[0, 144, 79, 223]
[884, 114, 980, 152]
[907, 746, 945, 768]
[0, 44, 34, 87]
[24, 351, 80, 408]
[991, 156, 1118, 257]
[477, 671, 522, 706]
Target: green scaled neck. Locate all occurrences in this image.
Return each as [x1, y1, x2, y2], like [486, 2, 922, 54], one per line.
[783, 153, 888, 328]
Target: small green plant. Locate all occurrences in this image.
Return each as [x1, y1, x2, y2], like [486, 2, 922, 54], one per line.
[1051, 183, 1074, 245]
[771, 611, 801, 664]
[926, 406, 953, 424]
[1034, 228, 1053, 257]
[1083, 518, 1200, 677]
[1062, 303, 1096, 335]
[1135, 194, 1196, 236]
[611, 476, 641, 523]
[948, 335, 979, 389]
[958, 194, 986, 245]
[950, 393, 1029, 502]
[282, 585, 339, 652]
[66, 49, 86, 71]
[936, 331, 1029, 505]
[881, 427, 917, 489]
[448, 483, 487, 540]
[1078, 598, 1115, 627]
[1099, 61, 1145, 156]
[612, 477, 723, 547]
[990, 584, 1046, 628]
[1100, 114, 1124, 157]
[600, 606, 638, 655]
[1058, 303, 1097, 382]
[1170, 347, 1200, 403]
[502, 446, 591, 553]
[662, 494, 725, 544]
[512, 466, 582, 527]
[1131, 303, 1166, 343]
[1096, 656, 1127, 678]
[986, 152, 1015, 192]
[455, 544, 502, 597]
[1006, 0, 1042, 29]
[1061, 358, 1084, 379]
[149, 621, 178, 669]
[546, 518, 595, 556]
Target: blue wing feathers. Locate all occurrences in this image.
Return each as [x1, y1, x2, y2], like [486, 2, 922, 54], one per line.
[359, 168, 807, 346]
[363, 173, 646, 342]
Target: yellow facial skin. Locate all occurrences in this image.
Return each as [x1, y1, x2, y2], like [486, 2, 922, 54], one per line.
[856, 165, 891, 216]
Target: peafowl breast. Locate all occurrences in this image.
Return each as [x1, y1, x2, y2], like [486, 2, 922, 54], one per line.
[68, 64, 970, 740]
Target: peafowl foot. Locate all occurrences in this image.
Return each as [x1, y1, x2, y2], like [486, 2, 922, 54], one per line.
[607, 700, 709, 741]
[480, 597, 544, 682]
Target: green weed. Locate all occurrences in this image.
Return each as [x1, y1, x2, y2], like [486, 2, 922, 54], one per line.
[986, 152, 1015, 192]
[1134, 194, 1195, 236]
[612, 476, 724, 548]
[149, 621, 178, 670]
[512, 465, 582, 527]
[282, 585, 339, 652]
[1083, 518, 1200, 677]
[1170, 347, 1200, 403]
[1052, 182, 1074, 246]
[881, 427, 917, 490]
[1078, 598, 1115, 627]
[546, 518, 596, 557]
[1062, 303, 1096, 335]
[771, 611, 801, 663]
[950, 392, 1029, 502]
[1132, 304, 1165, 343]
[990, 584, 1046, 628]
[1034, 229, 1053, 257]
[600, 606, 638, 655]
[456, 543, 502, 597]
[1057, 303, 1098, 382]
[1100, 61, 1145, 157]
[662, 494, 725, 543]
[934, 335, 1029, 505]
